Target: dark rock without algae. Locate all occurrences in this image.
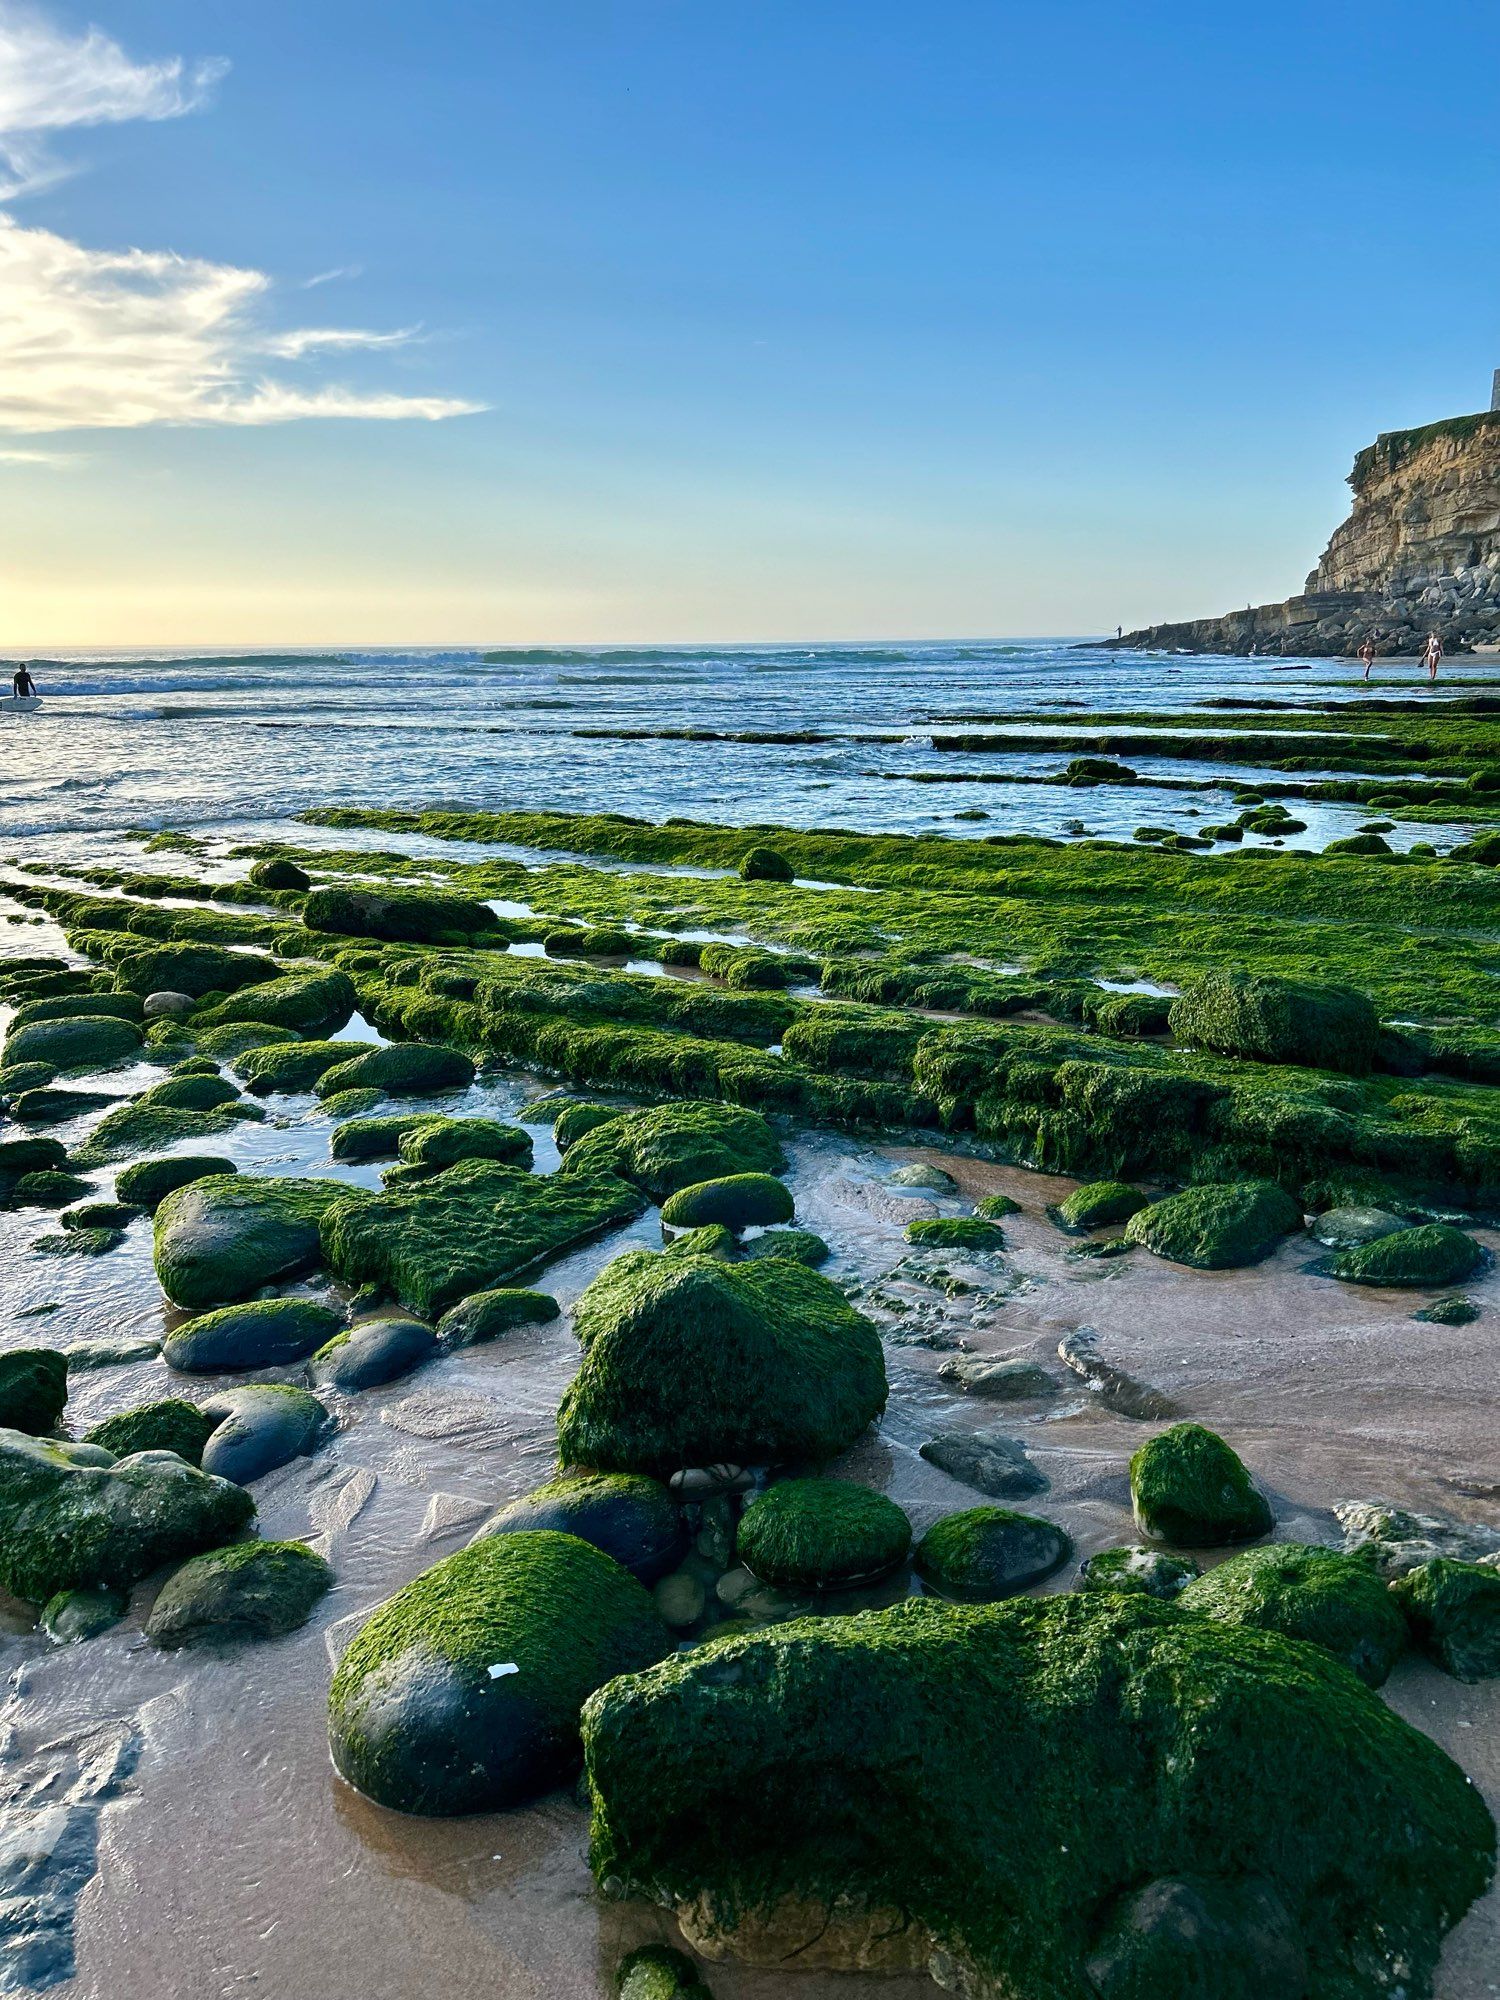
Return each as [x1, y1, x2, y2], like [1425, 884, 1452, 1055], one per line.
[164, 1296, 345, 1372]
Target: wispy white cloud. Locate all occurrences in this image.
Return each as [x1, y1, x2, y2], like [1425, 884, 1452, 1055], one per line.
[0, 6, 483, 436]
[0, 3, 225, 197]
[301, 264, 363, 290]
[262, 324, 421, 360]
[0, 441, 73, 463]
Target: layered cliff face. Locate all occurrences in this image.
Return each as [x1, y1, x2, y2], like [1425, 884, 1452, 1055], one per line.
[1309, 411, 1500, 594]
[1117, 408, 1500, 656]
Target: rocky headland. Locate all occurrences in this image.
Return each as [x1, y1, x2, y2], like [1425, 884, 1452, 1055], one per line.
[1117, 408, 1500, 656]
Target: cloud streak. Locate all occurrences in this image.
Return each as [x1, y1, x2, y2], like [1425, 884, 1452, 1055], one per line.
[0, 5, 482, 435]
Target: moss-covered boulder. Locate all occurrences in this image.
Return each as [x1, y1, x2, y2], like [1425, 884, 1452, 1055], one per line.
[146, 1539, 333, 1648]
[115, 1152, 237, 1212]
[328, 1112, 441, 1162]
[557, 1250, 886, 1477]
[303, 885, 499, 944]
[553, 1100, 626, 1150]
[238, 1038, 370, 1094]
[0, 1431, 254, 1603]
[905, 1215, 1003, 1250]
[62, 1199, 142, 1232]
[739, 1228, 831, 1267]
[393, 1116, 533, 1173]
[85, 1399, 217, 1465]
[247, 857, 310, 893]
[1130, 1424, 1272, 1548]
[1168, 971, 1379, 1075]
[198, 1383, 328, 1483]
[10, 1169, 93, 1209]
[10, 1086, 116, 1126]
[736, 1479, 911, 1590]
[1308, 1204, 1406, 1250]
[562, 1100, 785, 1199]
[1125, 1180, 1301, 1270]
[1084, 1874, 1310, 2000]
[0, 1136, 65, 1180]
[3, 1013, 143, 1071]
[1077, 1545, 1197, 1600]
[9, 992, 142, 1032]
[40, 1585, 127, 1645]
[583, 1592, 1495, 1996]
[154, 1175, 356, 1310]
[1179, 1543, 1407, 1687]
[739, 846, 793, 883]
[473, 1473, 686, 1584]
[163, 1296, 344, 1372]
[76, 1082, 262, 1164]
[321, 1160, 642, 1319]
[615, 1945, 711, 2000]
[314, 1041, 476, 1099]
[914, 1506, 1071, 1599]
[328, 1529, 672, 1815]
[112, 942, 278, 999]
[1391, 1559, 1500, 1681]
[1053, 1181, 1147, 1232]
[0, 1061, 58, 1098]
[0, 1350, 68, 1435]
[434, 1287, 560, 1351]
[661, 1174, 793, 1230]
[320, 1086, 383, 1119]
[1328, 1223, 1485, 1289]
[194, 1020, 303, 1059]
[310, 1316, 437, 1391]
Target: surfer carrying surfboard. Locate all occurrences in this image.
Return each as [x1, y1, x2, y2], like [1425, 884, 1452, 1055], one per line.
[11, 666, 38, 700]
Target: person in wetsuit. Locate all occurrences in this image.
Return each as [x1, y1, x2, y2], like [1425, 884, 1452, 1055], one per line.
[11, 666, 38, 699]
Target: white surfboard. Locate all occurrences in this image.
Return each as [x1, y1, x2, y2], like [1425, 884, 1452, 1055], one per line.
[0, 695, 41, 713]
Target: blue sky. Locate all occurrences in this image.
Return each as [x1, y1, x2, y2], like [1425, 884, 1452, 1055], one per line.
[2, 1, 1497, 644]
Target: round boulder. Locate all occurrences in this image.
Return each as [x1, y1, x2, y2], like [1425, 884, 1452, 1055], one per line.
[914, 1506, 1072, 1600]
[736, 1478, 911, 1591]
[472, 1472, 686, 1584]
[147, 1540, 332, 1648]
[142, 991, 196, 1020]
[165, 1297, 344, 1374]
[199, 1385, 329, 1483]
[309, 1317, 437, 1391]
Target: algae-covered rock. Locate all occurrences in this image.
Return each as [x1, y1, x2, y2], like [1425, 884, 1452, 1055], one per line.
[85, 1399, 217, 1466]
[239, 1039, 370, 1094]
[905, 1215, 1003, 1250]
[739, 846, 793, 883]
[319, 1086, 383, 1119]
[1130, 1423, 1272, 1548]
[0, 1136, 66, 1180]
[247, 857, 310, 893]
[303, 885, 498, 943]
[199, 1384, 328, 1483]
[1053, 1181, 1147, 1232]
[1328, 1223, 1485, 1289]
[3, 1013, 143, 1071]
[0, 1431, 254, 1602]
[914, 1506, 1071, 1599]
[9, 992, 141, 1032]
[1414, 1293, 1481, 1326]
[115, 1153, 237, 1212]
[1076, 1545, 1197, 1600]
[736, 1479, 910, 1590]
[1124, 1180, 1301, 1269]
[321, 1159, 643, 1319]
[1085, 1875, 1309, 2000]
[62, 1200, 142, 1232]
[581, 1593, 1495, 2000]
[562, 1100, 785, 1200]
[616, 1945, 711, 2000]
[11, 1169, 93, 1208]
[1168, 970, 1379, 1074]
[0, 1061, 57, 1098]
[0, 1350, 68, 1435]
[1391, 1559, 1500, 1681]
[557, 1250, 886, 1477]
[975, 1193, 1022, 1219]
[194, 1020, 302, 1059]
[1179, 1542, 1407, 1687]
[472, 1473, 686, 1585]
[310, 1316, 437, 1391]
[76, 1081, 262, 1163]
[553, 1100, 626, 1150]
[1309, 1205, 1406, 1250]
[111, 942, 277, 998]
[154, 1176, 355, 1310]
[164, 1296, 345, 1373]
[40, 1585, 127, 1644]
[328, 1112, 441, 1162]
[146, 1539, 332, 1648]
[435, 1287, 560, 1350]
[739, 1228, 831, 1267]
[12, 1085, 120, 1126]
[390, 1116, 533, 1175]
[315, 1041, 476, 1099]
[328, 1528, 672, 1815]
[661, 1174, 793, 1230]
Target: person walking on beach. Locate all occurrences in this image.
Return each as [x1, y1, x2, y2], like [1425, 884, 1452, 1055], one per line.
[1423, 631, 1443, 683]
[1359, 635, 1376, 681]
[11, 665, 38, 700]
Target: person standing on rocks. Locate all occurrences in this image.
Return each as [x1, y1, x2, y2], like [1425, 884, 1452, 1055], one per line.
[1359, 636, 1376, 681]
[1423, 631, 1443, 683]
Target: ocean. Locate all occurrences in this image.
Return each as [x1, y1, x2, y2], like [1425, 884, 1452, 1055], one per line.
[0, 637, 1479, 862]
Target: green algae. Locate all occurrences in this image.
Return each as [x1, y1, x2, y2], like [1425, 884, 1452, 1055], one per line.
[1179, 1542, 1407, 1687]
[1054, 1181, 1147, 1231]
[660, 1174, 794, 1230]
[474, 1472, 685, 1584]
[1124, 1181, 1302, 1269]
[1328, 1222, 1485, 1288]
[562, 1101, 785, 1198]
[1391, 1559, 1500, 1681]
[115, 1153, 236, 1212]
[1169, 971, 1379, 1074]
[314, 1041, 476, 1098]
[1130, 1424, 1272, 1548]
[154, 1175, 355, 1310]
[146, 1539, 333, 1648]
[735, 1479, 911, 1589]
[0, 1350, 68, 1435]
[84, 1399, 217, 1465]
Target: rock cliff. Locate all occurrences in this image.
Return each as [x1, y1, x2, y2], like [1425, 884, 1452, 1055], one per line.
[1116, 409, 1500, 656]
